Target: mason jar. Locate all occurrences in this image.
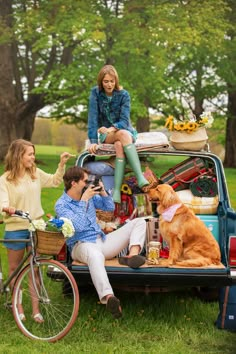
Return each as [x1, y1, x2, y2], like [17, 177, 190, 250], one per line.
[147, 241, 161, 264]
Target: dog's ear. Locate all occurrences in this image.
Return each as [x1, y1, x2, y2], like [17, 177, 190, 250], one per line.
[161, 186, 178, 208]
[161, 188, 171, 208]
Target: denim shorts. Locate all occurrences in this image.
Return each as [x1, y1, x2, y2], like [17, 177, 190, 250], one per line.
[4, 230, 30, 250]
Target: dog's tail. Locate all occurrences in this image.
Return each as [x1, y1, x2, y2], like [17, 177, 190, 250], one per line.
[174, 257, 221, 267]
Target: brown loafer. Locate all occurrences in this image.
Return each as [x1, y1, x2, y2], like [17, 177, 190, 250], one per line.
[118, 255, 146, 269]
[106, 296, 122, 319]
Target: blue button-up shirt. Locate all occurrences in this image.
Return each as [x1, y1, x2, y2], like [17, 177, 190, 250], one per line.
[55, 192, 115, 253]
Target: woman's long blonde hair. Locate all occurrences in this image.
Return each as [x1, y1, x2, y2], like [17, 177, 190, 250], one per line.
[4, 139, 36, 182]
[97, 65, 122, 91]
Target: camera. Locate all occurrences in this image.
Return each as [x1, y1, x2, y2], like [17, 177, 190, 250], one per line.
[82, 176, 102, 193]
[92, 177, 102, 191]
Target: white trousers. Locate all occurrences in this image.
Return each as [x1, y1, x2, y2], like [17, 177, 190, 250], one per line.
[71, 218, 146, 303]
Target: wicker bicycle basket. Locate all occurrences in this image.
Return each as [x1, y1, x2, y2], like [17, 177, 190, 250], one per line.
[96, 209, 114, 222]
[36, 229, 65, 255]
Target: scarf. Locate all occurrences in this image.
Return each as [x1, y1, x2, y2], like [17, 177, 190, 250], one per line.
[161, 203, 182, 222]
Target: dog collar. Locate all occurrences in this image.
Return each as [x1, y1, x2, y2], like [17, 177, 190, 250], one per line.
[161, 203, 182, 222]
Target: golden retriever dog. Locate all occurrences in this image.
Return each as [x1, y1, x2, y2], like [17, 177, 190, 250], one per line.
[147, 184, 221, 267]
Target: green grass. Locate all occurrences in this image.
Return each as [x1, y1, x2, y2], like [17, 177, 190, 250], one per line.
[35, 144, 76, 155]
[223, 168, 236, 209]
[0, 289, 236, 353]
[0, 146, 236, 353]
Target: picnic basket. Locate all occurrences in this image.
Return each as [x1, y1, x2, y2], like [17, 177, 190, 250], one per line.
[36, 229, 65, 255]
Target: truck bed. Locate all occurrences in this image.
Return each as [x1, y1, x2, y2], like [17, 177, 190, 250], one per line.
[57, 146, 236, 294]
[70, 258, 228, 291]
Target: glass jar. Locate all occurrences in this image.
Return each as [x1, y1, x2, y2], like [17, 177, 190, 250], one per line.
[147, 241, 161, 264]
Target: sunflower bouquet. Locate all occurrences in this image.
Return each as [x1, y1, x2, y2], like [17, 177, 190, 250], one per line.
[165, 111, 214, 133]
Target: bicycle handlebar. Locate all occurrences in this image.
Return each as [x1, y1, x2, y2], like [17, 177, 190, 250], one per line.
[14, 210, 29, 217]
[2, 207, 28, 217]
[14, 210, 30, 219]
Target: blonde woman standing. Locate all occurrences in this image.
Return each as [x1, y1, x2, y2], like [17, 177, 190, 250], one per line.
[0, 139, 73, 323]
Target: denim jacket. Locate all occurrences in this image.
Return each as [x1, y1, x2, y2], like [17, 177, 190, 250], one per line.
[88, 86, 137, 144]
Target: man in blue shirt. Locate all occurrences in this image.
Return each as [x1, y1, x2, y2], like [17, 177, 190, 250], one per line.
[55, 166, 146, 319]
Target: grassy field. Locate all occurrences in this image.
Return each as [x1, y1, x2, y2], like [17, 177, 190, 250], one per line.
[0, 146, 236, 353]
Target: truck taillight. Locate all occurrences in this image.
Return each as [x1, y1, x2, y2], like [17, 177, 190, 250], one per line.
[228, 236, 236, 267]
[56, 243, 67, 262]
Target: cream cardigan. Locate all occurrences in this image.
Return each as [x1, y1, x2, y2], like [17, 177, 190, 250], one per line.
[0, 165, 65, 231]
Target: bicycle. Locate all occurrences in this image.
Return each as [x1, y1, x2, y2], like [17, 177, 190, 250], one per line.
[0, 210, 79, 342]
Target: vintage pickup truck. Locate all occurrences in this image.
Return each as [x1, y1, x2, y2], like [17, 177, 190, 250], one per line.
[54, 137, 236, 300]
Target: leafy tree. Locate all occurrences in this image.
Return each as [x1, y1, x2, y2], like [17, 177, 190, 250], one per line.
[161, 0, 236, 167]
[216, 0, 236, 167]
[0, 0, 96, 158]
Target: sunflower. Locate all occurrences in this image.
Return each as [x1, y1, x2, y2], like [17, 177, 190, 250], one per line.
[164, 111, 214, 132]
[165, 115, 174, 131]
[174, 122, 186, 131]
[185, 122, 199, 132]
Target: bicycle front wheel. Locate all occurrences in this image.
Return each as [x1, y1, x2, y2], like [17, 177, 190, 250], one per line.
[12, 259, 79, 342]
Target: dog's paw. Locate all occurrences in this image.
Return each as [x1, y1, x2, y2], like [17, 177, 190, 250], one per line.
[168, 259, 175, 265]
[159, 258, 170, 267]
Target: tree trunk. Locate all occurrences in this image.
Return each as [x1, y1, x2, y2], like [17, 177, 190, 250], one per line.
[0, 60, 44, 159]
[0, 101, 41, 160]
[193, 67, 204, 118]
[224, 90, 236, 167]
[136, 117, 150, 133]
[0, 1, 17, 157]
[15, 95, 45, 140]
[0, 41, 18, 158]
[0, 1, 44, 159]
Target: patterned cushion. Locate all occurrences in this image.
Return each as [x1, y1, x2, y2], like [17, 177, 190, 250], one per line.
[176, 189, 219, 214]
[85, 132, 169, 156]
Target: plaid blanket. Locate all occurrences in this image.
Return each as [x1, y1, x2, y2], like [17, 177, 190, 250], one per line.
[95, 143, 169, 156]
[176, 189, 219, 214]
